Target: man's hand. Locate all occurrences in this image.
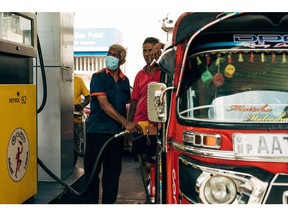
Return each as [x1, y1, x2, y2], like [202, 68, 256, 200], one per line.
[124, 121, 143, 134]
[150, 42, 164, 62]
[146, 125, 157, 135]
[74, 104, 83, 112]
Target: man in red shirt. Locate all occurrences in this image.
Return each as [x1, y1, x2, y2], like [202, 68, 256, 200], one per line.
[127, 37, 164, 183]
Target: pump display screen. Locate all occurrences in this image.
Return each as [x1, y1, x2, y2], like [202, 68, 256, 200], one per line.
[0, 12, 32, 46]
[0, 12, 36, 57]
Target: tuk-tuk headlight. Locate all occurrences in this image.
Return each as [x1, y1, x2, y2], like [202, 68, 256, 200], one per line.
[203, 175, 237, 204]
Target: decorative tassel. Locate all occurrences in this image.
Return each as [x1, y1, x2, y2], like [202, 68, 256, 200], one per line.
[271, 52, 276, 63]
[261, 52, 266, 62]
[249, 51, 254, 62]
[215, 53, 224, 66]
[227, 52, 233, 64]
[225, 52, 236, 78]
[238, 52, 244, 62]
[196, 56, 202, 65]
[206, 53, 211, 65]
[283, 52, 287, 63]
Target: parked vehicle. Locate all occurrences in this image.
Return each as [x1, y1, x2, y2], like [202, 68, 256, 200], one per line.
[147, 12, 288, 204]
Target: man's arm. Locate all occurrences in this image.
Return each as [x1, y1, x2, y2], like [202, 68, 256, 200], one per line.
[150, 42, 165, 61]
[97, 95, 142, 133]
[127, 100, 138, 122]
[74, 95, 90, 112]
[82, 95, 91, 107]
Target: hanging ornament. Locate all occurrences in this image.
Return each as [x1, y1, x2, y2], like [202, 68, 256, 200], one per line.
[215, 53, 224, 66]
[238, 51, 244, 62]
[201, 54, 213, 85]
[213, 73, 224, 87]
[196, 56, 202, 65]
[271, 52, 276, 63]
[249, 51, 254, 62]
[205, 53, 211, 65]
[224, 52, 236, 78]
[261, 52, 266, 62]
[201, 65, 213, 85]
[213, 59, 224, 87]
[227, 52, 233, 64]
[283, 52, 287, 63]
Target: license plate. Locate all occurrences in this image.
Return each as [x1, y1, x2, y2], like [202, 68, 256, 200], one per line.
[233, 133, 288, 157]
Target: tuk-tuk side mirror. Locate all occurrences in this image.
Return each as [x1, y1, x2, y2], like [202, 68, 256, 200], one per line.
[147, 82, 167, 122]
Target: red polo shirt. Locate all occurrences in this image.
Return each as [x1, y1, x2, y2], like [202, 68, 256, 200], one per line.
[131, 66, 160, 122]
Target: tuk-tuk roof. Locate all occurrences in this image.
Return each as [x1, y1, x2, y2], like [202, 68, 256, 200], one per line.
[172, 12, 220, 45]
[172, 12, 288, 45]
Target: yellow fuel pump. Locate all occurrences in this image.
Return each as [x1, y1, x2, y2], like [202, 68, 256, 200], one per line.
[0, 12, 37, 203]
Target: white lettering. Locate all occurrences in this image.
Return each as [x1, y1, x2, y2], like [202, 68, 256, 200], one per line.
[88, 32, 104, 39]
[80, 41, 96, 45]
[74, 32, 86, 39]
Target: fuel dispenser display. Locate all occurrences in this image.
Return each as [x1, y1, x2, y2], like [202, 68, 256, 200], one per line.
[0, 12, 37, 203]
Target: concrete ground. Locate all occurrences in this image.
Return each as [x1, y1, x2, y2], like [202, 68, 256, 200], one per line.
[25, 150, 147, 204]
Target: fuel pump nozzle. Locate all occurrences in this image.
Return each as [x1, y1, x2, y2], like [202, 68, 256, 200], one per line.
[137, 121, 150, 135]
[114, 130, 130, 138]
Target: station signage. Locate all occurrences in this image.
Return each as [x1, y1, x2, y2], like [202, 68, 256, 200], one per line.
[74, 28, 123, 52]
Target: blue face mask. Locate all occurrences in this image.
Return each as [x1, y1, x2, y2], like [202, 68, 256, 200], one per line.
[105, 56, 119, 71]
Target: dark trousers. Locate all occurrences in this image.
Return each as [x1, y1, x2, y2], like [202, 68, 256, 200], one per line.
[83, 132, 123, 204]
[131, 134, 157, 164]
[73, 122, 83, 166]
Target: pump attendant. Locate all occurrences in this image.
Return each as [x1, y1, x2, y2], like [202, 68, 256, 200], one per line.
[73, 75, 90, 165]
[84, 44, 142, 204]
[127, 37, 164, 189]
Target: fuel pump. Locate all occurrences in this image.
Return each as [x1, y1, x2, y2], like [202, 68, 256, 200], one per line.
[0, 12, 37, 203]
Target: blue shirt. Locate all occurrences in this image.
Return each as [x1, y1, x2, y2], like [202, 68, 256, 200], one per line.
[87, 68, 131, 134]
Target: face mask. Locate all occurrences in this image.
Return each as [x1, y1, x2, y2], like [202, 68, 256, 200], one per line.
[105, 56, 119, 71]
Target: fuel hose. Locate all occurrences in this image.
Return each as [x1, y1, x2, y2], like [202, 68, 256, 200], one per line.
[37, 130, 144, 197]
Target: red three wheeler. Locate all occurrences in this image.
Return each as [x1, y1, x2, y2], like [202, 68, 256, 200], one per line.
[147, 12, 288, 204]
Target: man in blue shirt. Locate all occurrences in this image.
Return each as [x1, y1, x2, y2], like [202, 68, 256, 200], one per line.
[84, 44, 142, 204]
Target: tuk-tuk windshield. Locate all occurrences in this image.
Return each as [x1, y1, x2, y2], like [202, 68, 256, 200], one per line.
[178, 51, 288, 123]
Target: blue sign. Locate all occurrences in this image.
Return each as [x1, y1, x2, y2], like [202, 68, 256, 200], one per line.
[74, 28, 123, 52]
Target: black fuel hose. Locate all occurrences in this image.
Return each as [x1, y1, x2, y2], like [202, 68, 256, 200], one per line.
[37, 131, 145, 197]
[36, 34, 47, 114]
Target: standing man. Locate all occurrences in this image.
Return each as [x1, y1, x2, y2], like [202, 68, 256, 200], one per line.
[84, 44, 142, 204]
[127, 37, 164, 183]
[74, 75, 90, 166]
